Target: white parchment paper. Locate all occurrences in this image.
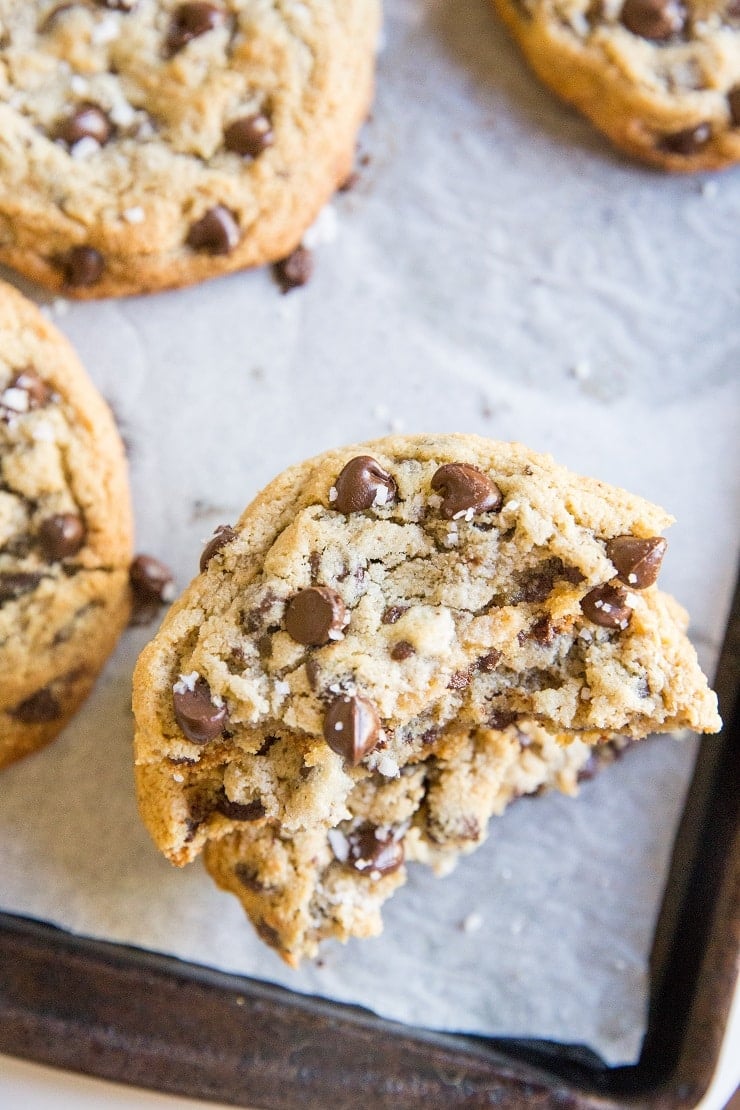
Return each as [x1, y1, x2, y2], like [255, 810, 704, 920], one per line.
[1, 0, 739, 1067]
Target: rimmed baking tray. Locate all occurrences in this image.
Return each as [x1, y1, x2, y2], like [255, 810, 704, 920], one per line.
[1, 574, 737, 1109]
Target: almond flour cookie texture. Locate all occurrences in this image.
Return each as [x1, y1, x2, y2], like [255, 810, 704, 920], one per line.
[491, 0, 740, 171]
[0, 1, 380, 297]
[132, 434, 719, 964]
[0, 280, 133, 768]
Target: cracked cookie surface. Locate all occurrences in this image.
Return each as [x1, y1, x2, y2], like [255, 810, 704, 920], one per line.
[0, 1, 380, 297]
[491, 0, 740, 170]
[133, 433, 719, 876]
[0, 279, 133, 767]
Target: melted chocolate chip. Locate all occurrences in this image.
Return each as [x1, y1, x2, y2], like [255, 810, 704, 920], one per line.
[729, 86, 740, 126]
[477, 650, 501, 672]
[59, 246, 105, 288]
[200, 524, 237, 573]
[11, 687, 61, 723]
[431, 463, 502, 520]
[0, 572, 45, 603]
[96, 0, 137, 9]
[129, 554, 175, 603]
[214, 791, 265, 821]
[273, 245, 314, 293]
[581, 584, 632, 630]
[332, 456, 397, 514]
[255, 919, 281, 948]
[529, 615, 556, 646]
[659, 123, 712, 155]
[390, 640, 414, 661]
[284, 586, 347, 646]
[186, 205, 240, 255]
[323, 693, 380, 765]
[224, 113, 274, 157]
[173, 676, 227, 743]
[343, 825, 404, 876]
[235, 862, 273, 893]
[39, 514, 86, 560]
[606, 535, 667, 588]
[488, 708, 519, 729]
[513, 558, 583, 605]
[620, 0, 686, 39]
[381, 604, 409, 624]
[55, 103, 112, 147]
[11, 370, 52, 409]
[167, 3, 225, 54]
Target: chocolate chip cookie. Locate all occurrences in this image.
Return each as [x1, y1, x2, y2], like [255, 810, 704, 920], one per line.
[0, 280, 133, 768]
[0, 1, 380, 297]
[491, 0, 740, 171]
[133, 434, 719, 887]
[204, 722, 614, 966]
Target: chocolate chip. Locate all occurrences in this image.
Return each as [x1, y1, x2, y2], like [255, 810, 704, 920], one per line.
[390, 640, 414, 661]
[323, 693, 380, 765]
[447, 670, 470, 690]
[529, 614, 556, 646]
[55, 103, 112, 147]
[0, 572, 45, 603]
[173, 676, 227, 743]
[431, 463, 502, 520]
[166, 3, 225, 54]
[580, 584, 633, 630]
[477, 650, 501, 672]
[224, 113, 274, 157]
[10, 687, 61, 723]
[620, 0, 685, 39]
[331, 456, 397, 514]
[284, 586, 347, 646]
[186, 205, 240, 255]
[606, 535, 667, 589]
[235, 862, 273, 893]
[199, 524, 237, 573]
[214, 791, 265, 822]
[39, 514, 86, 560]
[343, 826, 404, 876]
[11, 370, 52, 409]
[729, 87, 740, 126]
[255, 919, 281, 948]
[488, 708, 519, 729]
[659, 123, 712, 155]
[273, 245, 314, 293]
[381, 604, 408, 624]
[129, 554, 175, 603]
[59, 246, 104, 287]
[96, 0, 137, 9]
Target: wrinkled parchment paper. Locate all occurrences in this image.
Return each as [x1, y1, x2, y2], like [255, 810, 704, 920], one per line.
[1, 0, 739, 1067]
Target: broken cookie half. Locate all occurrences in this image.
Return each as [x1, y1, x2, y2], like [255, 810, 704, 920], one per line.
[132, 434, 719, 962]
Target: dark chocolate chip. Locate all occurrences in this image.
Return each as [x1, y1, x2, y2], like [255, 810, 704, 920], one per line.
[343, 825, 404, 876]
[11, 370, 52, 409]
[0, 572, 45, 603]
[620, 0, 686, 39]
[580, 584, 633, 630]
[200, 524, 237, 573]
[186, 205, 240, 255]
[729, 86, 740, 126]
[167, 3, 225, 54]
[173, 675, 227, 743]
[255, 919, 281, 948]
[273, 245, 314, 293]
[55, 103, 111, 147]
[39, 514, 86, 560]
[420, 726, 441, 745]
[284, 586, 347, 646]
[323, 693, 380, 765]
[659, 123, 712, 155]
[477, 650, 501, 672]
[11, 687, 61, 723]
[390, 640, 414, 661]
[488, 709, 518, 729]
[256, 734, 279, 756]
[606, 535, 667, 588]
[214, 791, 265, 822]
[129, 554, 175, 603]
[431, 463, 502, 520]
[447, 670, 470, 690]
[235, 862, 273, 893]
[332, 455, 397, 514]
[59, 246, 105, 287]
[381, 604, 408, 624]
[513, 558, 582, 604]
[224, 113, 274, 157]
[529, 614, 556, 646]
